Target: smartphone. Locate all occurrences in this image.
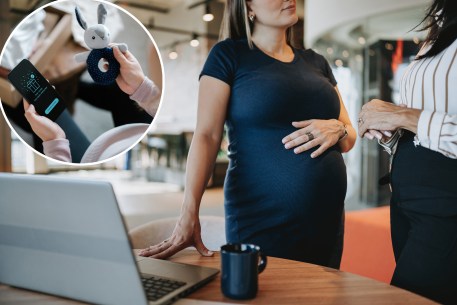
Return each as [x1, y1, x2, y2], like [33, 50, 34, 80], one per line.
[8, 59, 65, 121]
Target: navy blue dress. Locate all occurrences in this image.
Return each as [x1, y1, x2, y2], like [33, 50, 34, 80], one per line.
[200, 39, 347, 267]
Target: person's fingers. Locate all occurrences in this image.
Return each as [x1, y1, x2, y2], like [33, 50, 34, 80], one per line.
[113, 45, 129, 65]
[282, 127, 311, 144]
[365, 133, 374, 140]
[23, 99, 30, 111]
[24, 108, 34, 121]
[292, 120, 313, 128]
[151, 244, 182, 260]
[24, 104, 38, 120]
[122, 50, 135, 61]
[358, 123, 368, 137]
[368, 129, 383, 140]
[284, 133, 312, 149]
[138, 240, 172, 257]
[382, 130, 392, 137]
[361, 130, 375, 140]
[28, 104, 37, 115]
[294, 138, 320, 154]
[311, 142, 330, 158]
[194, 235, 214, 257]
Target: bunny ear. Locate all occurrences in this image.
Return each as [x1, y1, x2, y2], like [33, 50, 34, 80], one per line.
[98, 4, 107, 25]
[75, 6, 87, 30]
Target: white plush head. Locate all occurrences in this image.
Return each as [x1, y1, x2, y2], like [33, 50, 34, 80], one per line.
[84, 24, 110, 48]
[75, 4, 111, 49]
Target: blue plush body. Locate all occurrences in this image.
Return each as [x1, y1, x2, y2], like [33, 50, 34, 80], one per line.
[86, 48, 120, 85]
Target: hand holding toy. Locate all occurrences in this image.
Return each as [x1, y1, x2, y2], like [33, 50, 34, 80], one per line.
[74, 4, 128, 85]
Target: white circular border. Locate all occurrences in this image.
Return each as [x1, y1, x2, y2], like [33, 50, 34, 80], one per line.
[0, 0, 166, 167]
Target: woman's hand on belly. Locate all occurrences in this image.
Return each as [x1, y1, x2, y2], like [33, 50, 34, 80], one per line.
[138, 213, 214, 259]
[282, 119, 346, 158]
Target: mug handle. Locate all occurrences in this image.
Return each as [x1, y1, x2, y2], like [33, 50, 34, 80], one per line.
[258, 252, 267, 274]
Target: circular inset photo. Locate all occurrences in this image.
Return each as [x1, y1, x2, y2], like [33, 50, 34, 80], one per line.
[0, 0, 163, 164]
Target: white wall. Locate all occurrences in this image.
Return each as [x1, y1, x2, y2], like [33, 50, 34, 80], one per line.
[305, 0, 430, 47]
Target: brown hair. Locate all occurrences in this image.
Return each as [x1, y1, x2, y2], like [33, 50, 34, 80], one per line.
[220, 0, 295, 49]
[415, 0, 457, 60]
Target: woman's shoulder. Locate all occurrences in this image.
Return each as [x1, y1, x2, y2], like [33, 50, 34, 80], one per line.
[297, 48, 327, 63]
[210, 39, 249, 54]
[207, 39, 250, 65]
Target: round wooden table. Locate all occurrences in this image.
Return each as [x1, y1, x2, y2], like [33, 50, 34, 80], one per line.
[0, 250, 437, 304]
[168, 250, 436, 304]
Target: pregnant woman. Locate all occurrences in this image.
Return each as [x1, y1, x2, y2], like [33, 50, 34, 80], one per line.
[140, 0, 356, 267]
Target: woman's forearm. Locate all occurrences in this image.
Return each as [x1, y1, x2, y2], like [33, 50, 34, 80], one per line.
[181, 132, 222, 216]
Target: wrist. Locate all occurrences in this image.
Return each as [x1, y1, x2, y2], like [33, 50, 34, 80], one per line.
[134, 74, 145, 92]
[334, 119, 347, 141]
[398, 108, 421, 133]
[42, 131, 66, 142]
[181, 200, 199, 217]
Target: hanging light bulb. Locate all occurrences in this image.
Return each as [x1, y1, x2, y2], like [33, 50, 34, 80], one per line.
[169, 51, 178, 60]
[169, 44, 178, 60]
[335, 59, 343, 67]
[202, 3, 214, 22]
[190, 33, 200, 47]
[358, 36, 366, 45]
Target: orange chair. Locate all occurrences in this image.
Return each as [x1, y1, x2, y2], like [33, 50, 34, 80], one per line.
[341, 206, 396, 284]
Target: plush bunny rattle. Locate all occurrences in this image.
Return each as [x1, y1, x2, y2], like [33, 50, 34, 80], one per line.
[74, 4, 128, 85]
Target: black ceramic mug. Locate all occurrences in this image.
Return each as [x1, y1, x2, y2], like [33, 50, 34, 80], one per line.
[220, 243, 267, 299]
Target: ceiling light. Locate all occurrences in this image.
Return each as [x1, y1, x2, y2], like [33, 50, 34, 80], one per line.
[169, 51, 178, 60]
[342, 50, 349, 58]
[203, 14, 214, 22]
[326, 47, 334, 55]
[190, 34, 200, 47]
[203, 4, 214, 22]
[335, 59, 343, 67]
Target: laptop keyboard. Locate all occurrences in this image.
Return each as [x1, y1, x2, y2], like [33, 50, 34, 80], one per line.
[141, 276, 187, 301]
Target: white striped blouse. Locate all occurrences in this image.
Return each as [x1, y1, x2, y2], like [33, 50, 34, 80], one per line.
[400, 37, 457, 159]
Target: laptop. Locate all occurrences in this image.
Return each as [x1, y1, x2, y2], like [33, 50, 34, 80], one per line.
[0, 173, 219, 305]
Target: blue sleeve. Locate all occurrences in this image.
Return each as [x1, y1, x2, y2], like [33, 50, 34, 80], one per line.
[199, 39, 237, 86]
[319, 54, 337, 86]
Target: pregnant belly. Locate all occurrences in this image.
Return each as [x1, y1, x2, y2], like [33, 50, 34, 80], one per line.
[224, 143, 347, 219]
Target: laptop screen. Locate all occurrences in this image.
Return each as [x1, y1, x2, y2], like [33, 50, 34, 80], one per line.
[0, 173, 148, 305]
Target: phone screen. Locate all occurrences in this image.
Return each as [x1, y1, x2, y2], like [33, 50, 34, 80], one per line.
[8, 59, 65, 121]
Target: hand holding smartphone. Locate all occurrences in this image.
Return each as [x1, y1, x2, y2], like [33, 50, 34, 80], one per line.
[8, 59, 66, 121]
